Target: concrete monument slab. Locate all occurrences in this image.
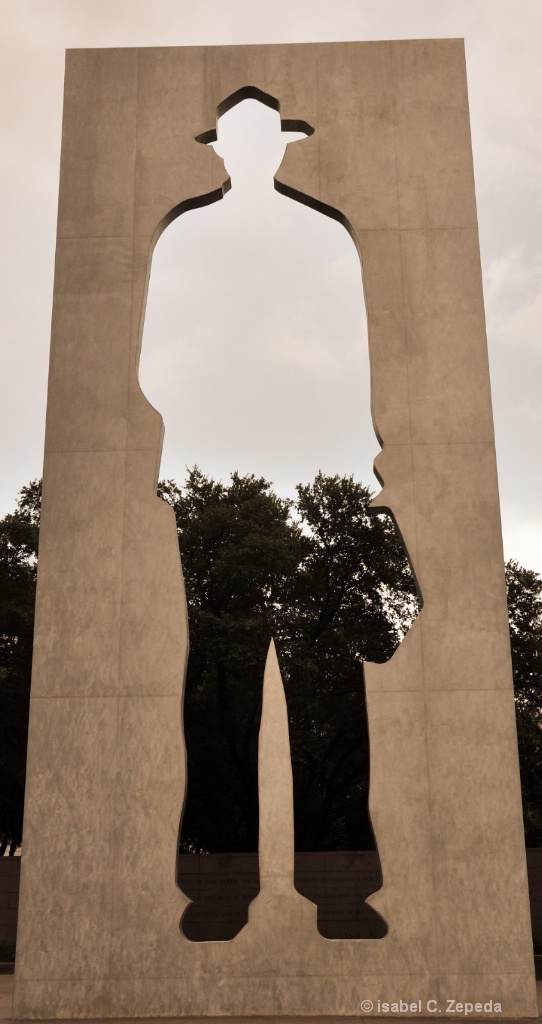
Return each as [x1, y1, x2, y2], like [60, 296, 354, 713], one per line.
[13, 40, 537, 1018]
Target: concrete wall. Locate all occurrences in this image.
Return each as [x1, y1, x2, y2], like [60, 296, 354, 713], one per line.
[13, 41, 538, 1017]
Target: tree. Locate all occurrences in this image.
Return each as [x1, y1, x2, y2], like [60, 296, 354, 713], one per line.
[505, 560, 542, 846]
[0, 480, 40, 855]
[161, 469, 419, 853]
[159, 469, 308, 853]
[274, 472, 418, 851]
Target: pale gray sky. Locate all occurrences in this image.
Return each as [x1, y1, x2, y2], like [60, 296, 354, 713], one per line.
[1, 1, 541, 571]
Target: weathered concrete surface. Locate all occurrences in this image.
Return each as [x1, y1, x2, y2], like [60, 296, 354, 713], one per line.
[13, 41, 537, 1018]
[3, 975, 542, 1022]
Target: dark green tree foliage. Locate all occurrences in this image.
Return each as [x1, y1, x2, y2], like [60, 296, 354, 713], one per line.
[160, 469, 418, 854]
[274, 473, 418, 851]
[1, 475, 542, 858]
[505, 560, 542, 846]
[0, 481, 41, 855]
[160, 469, 306, 853]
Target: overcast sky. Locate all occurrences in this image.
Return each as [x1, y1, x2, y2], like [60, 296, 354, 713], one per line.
[1, 0, 541, 573]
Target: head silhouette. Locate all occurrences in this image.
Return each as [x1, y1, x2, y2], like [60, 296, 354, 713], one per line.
[211, 97, 308, 190]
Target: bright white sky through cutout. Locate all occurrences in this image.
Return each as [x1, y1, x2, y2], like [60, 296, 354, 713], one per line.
[139, 99, 373, 498]
[1, 0, 541, 573]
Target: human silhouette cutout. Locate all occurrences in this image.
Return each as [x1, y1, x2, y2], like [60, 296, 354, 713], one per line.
[140, 96, 386, 941]
[140, 97, 373, 492]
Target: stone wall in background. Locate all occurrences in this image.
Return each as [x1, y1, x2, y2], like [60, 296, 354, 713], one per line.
[0, 858, 20, 944]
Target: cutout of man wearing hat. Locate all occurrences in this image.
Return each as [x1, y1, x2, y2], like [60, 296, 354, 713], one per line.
[140, 93, 384, 943]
